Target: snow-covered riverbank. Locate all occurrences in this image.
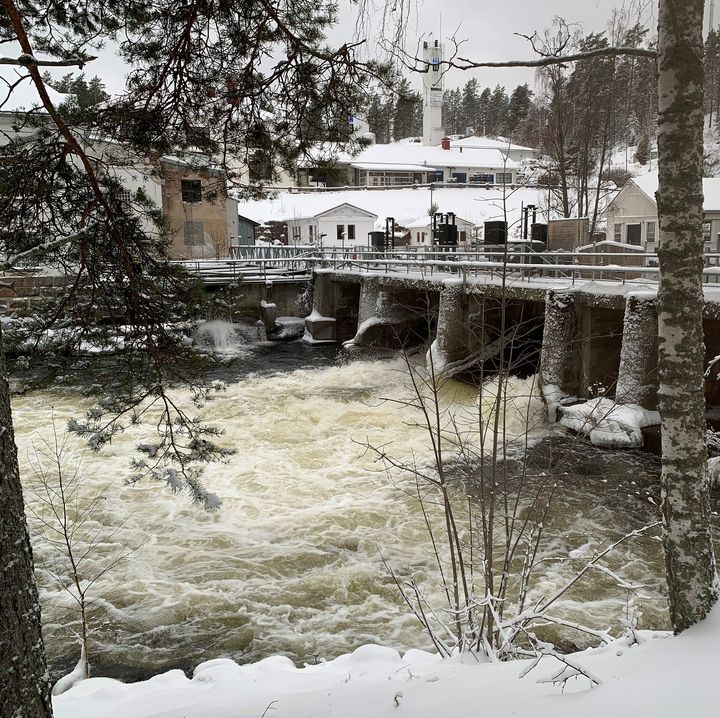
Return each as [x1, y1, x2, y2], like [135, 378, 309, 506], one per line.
[54, 606, 720, 717]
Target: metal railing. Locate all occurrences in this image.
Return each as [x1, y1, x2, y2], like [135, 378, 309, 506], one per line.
[176, 247, 720, 288]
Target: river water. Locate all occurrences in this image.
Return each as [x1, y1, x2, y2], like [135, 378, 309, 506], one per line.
[11, 323, 716, 681]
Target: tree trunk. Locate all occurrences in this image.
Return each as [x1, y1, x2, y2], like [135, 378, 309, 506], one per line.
[0, 324, 53, 716]
[656, 0, 719, 633]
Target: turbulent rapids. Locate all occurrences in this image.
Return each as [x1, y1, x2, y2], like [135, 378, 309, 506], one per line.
[13, 329, 673, 680]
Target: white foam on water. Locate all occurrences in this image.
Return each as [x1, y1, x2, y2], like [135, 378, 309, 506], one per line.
[194, 320, 266, 357]
[12, 358, 668, 674]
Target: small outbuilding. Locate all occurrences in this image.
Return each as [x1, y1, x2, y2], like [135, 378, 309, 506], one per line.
[605, 170, 720, 254]
[285, 203, 378, 247]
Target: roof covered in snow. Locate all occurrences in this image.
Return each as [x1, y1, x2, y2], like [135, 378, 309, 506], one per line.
[313, 202, 378, 220]
[629, 170, 720, 213]
[577, 239, 646, 251]
[0, 69, 71, 112]
[236, 186, 546, 230]
[298, 141, 519, 171]
[451, 135, 536, 152]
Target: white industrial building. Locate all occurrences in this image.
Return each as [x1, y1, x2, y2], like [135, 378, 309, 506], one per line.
[297, 141, 519, 188]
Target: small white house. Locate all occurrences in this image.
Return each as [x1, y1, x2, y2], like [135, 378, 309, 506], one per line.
[406, 215, 475, 246]
[606, 170, 720, 254]
[285, 202, 378, 247]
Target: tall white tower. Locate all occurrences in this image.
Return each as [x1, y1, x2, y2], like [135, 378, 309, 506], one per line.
[710, 0, 716, 34]
[422, 36, 445, 146]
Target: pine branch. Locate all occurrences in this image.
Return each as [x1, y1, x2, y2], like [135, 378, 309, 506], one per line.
[0, 226, 96, 271]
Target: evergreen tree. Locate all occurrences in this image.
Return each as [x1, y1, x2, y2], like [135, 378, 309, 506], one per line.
[44, 72, 110, 109]
[0, 1, 382, 714]
[477, 87, 492, 135]
[487, 84, 509, 136]
[392, 77, 422, 140]
[505, 84, 532, 136]
[626, 111, 641, 145]
[461, 78, 480, 134]
[367, 93, 392, 143]
[634, 133, 651, 165]
[442, 87, 462, 135]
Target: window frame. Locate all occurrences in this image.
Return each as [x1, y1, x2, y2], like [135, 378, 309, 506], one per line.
[181, 179, 202, 203]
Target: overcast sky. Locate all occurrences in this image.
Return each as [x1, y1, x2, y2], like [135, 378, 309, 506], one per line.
[81, 0, 716, 97]
[339, 0, 650, 93]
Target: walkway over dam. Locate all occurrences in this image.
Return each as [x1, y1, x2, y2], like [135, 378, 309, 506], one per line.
[184, 247, 720, 447]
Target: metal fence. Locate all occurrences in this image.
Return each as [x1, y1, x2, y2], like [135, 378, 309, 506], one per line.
[177, 247, 720, 289]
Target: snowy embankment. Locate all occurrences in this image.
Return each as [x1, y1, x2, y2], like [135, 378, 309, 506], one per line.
[55, 607, 720, 718]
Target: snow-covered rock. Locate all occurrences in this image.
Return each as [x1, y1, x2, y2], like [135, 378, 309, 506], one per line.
[558, 397, 660, 448]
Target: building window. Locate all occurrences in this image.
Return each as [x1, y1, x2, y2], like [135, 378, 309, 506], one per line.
[115, 189, 133, 205]
[646, 221, 656, 246]
[291, 226, 300, 242]
[703, 221, 712, 252]
[469, 173, 494, 184]
[347, 224, 355, 241]
[249, 151, 273, 181]
[496, 173, 513, 184]
[181, 179, 202, 203]
[337, 224, 344, 241]
[309, 225, 314, 241]
[614, 223, 622, 242]
[184, 220, 205, 245]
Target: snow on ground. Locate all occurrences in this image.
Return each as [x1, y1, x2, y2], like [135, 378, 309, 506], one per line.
[54, 606, 720, 717]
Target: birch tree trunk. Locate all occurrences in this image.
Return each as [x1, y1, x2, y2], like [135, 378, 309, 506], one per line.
[656, 0, 719, 633]
[0, 325, 53, 716]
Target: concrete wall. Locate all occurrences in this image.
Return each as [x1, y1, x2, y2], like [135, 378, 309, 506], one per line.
[578, 304, 625, 398]
[211, 280, 309, 321]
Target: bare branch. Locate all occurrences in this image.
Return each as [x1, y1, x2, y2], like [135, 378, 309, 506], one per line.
[0, 54, 95, 68]
[447, 46, 656, 71]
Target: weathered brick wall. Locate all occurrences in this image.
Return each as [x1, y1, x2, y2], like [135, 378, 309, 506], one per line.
[0, 275, 69, 316]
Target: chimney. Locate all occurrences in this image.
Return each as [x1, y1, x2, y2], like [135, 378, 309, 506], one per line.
[441, 137, 451, 150]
